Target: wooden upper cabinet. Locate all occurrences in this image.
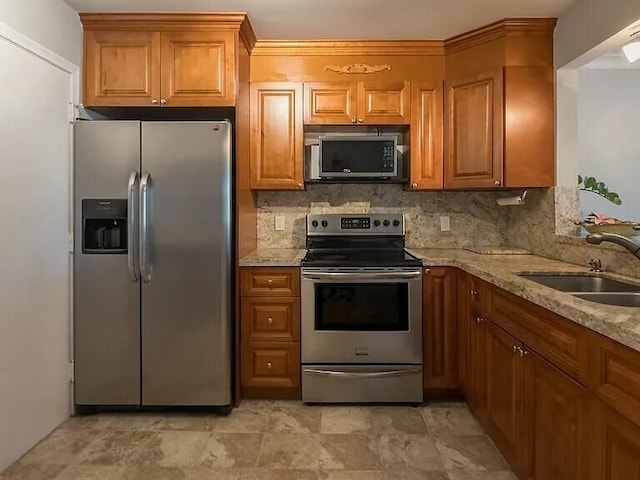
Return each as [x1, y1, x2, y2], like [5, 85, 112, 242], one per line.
[358, 81, 411, 124]
[423, 267, 458, 391]
[304, 82, 356, 124]
[80, 14, 251, 107]
[160, 31, 236, 106]
[84, 31, 161, 107]
[445, 69, 503, 189]
[250, 83, 304, 190]
[408, 82, 443, 190]
[303, 81, 410, 125]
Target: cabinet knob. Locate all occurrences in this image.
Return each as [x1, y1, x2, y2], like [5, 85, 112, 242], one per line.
[412, 183, 418, 188]
[494, 180, 501, 186]
[160, 99, 167, 105]
[267, 362, 272, 369]
[151, 99, 158, 105]
[351, 118, 357, 124]
[424, 268, 431, 274]
[297, 182, 303, 189]
[267, 317, 274, 325]
[267, 279, 273, 286]
[357, 118, 364, 124]
[476, 317, 483, 324]
[513, 345, 518, 353]
[470, 290, 478, 297]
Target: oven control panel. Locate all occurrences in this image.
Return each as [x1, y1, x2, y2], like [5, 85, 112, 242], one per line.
[307, 214, 404, 235]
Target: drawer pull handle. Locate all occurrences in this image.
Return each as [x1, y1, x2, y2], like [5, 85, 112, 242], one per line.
[267, 317, 274, 324]
[267, 362, 272, 369]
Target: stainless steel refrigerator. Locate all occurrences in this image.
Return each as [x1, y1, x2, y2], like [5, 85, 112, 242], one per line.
[73, 121, 232, 407]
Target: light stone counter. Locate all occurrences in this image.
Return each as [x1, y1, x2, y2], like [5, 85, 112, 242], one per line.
[408, 249, 640, 354]
[238, 247, 640, 353]
[238, 248, 306, 267]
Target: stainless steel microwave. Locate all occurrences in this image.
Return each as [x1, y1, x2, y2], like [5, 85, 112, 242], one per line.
[312, 135, 399, 179]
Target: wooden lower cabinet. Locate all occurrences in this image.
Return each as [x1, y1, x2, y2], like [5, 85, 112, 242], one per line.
[241, 342, 300, 390]
[523, 350, 591, 480]
[594, 403, 640, 479]
[423, 267, 457, 391]
[484, 321, 524, 472]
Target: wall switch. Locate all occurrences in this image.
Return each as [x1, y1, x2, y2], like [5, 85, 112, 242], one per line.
[440, 216, 451, 232]
[275, 215, 285, 231]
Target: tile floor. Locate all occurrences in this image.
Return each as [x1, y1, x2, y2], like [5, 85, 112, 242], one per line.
[1, 401, 516, 480]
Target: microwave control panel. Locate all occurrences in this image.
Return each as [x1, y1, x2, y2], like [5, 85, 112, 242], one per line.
[382, 141, 396, 171]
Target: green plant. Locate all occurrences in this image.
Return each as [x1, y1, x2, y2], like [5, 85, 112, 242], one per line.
[578, 175, 622, 205]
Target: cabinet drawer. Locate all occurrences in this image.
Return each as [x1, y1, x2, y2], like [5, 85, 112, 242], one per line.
[241, 267, 300, 297]
[485, 285, 589, 384]
[241, 297, 300, 342]
[593, 335, 640, 427]
[241, 342, 300, 389]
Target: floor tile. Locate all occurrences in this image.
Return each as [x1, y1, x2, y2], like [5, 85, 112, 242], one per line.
[153, 414, 215, 432]
[270, 406, 322, 433]
[435, 436, 507, 471]
[75, 430, 153, 466]
[58, 415, 117, 431]
[421, 407, 483, 437]
[319, 471, 385, 480]
[107, 414, 165, 431]
[0, 463, 65, 480]
[213, 409, 271, 433]
[53, 465, 126, 480]
[20, 430, 97, 465]
[383, 471, 450, 480]
[372, 408, 429, 435]
[378, 435, 444, 472]
[198, 433, 263, 468]
[131, 431, 210, 467]
[318, 434, 380, 470]
[258, 433, 319, 469]
[121, 466, 198, 480]
[321, 407, 374, 434]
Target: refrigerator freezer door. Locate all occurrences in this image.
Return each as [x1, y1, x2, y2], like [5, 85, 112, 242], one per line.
[74, 121, 141, 405]
[141, 121, 232, 406]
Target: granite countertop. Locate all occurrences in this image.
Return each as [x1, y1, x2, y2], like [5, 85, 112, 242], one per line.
[238, 247, 640, 353]
[238, 248, 307, 267]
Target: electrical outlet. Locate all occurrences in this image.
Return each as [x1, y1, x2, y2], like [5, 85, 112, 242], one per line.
[275, 215, 285, 231]
[440, 216, 451, 232]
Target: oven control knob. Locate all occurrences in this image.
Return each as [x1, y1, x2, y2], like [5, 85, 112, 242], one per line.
[311, 220, 319, 228]
[383, 219, 390, 227]
[393, 219, 400, 227]
[321, 220, 328, 228]
[373, 220, 381, 227]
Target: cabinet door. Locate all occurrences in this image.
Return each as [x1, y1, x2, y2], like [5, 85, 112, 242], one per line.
[485, 320, 523, 471]
[408, 82, 443, 190]
[84, 31, 161, 106]
[523, 350, 591, 480]
[445, 69, 503, 189]
[357, 81, 411, 124]
[456, 270, 469, 396]
[250, 83, 304, 190]
[594, 402, 640, 480]
[160, 31, 235, 106]
[304, 82, 357, 125]
[467, 299, 487, 421]
[423, 267, 457, 390]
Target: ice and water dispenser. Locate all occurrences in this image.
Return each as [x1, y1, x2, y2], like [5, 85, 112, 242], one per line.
[82, 199, 127, 254]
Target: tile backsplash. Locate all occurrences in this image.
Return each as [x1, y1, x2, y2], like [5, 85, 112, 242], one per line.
[257, 184, 508, 249]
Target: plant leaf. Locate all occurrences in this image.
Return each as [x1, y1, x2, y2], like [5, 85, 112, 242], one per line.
[578, 175, 583, 184]
[584, 177, 597, 189]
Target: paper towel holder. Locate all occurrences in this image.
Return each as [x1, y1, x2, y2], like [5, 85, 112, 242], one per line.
[496, 190, 528, 206]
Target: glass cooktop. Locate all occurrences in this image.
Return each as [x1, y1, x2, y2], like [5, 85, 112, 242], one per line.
[301, 248, 422, 268]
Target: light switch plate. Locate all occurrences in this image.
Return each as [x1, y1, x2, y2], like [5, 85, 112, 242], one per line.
[275, 215, 285, 231]
[440, 216, 451, 232]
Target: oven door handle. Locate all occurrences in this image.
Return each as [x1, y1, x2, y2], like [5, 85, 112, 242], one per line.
[303, 368, 422, 378]
[301, 271, 422, 281]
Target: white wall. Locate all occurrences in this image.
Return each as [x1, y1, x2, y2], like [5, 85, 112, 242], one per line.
[577, 69, 640, 222]
[0, 0, 81, 65]
[0, 1, 80, 472]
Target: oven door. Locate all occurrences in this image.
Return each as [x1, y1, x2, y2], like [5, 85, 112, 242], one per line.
[301, 268, 422, 364]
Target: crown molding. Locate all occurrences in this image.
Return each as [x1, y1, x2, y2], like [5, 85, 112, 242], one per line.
[445, 18, 557, 54]
[250, 40, 445, 56]
[79, 12, 252, 32]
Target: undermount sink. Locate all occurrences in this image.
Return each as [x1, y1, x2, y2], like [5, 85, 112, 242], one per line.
[518, 273, 640, 293]
[572, 292, 640, 307]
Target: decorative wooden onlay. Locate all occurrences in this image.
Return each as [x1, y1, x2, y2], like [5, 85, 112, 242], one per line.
[324, 63, 391, 74]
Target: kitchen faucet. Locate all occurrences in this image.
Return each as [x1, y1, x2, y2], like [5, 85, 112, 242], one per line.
[585, 233, 640, 260]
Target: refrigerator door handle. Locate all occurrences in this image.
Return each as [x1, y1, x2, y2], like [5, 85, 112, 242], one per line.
[127, 171, 140, 282]
[139, 171, 152, 283]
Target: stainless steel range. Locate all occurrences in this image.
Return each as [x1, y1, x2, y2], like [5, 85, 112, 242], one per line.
[301, 214, 423, 403]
